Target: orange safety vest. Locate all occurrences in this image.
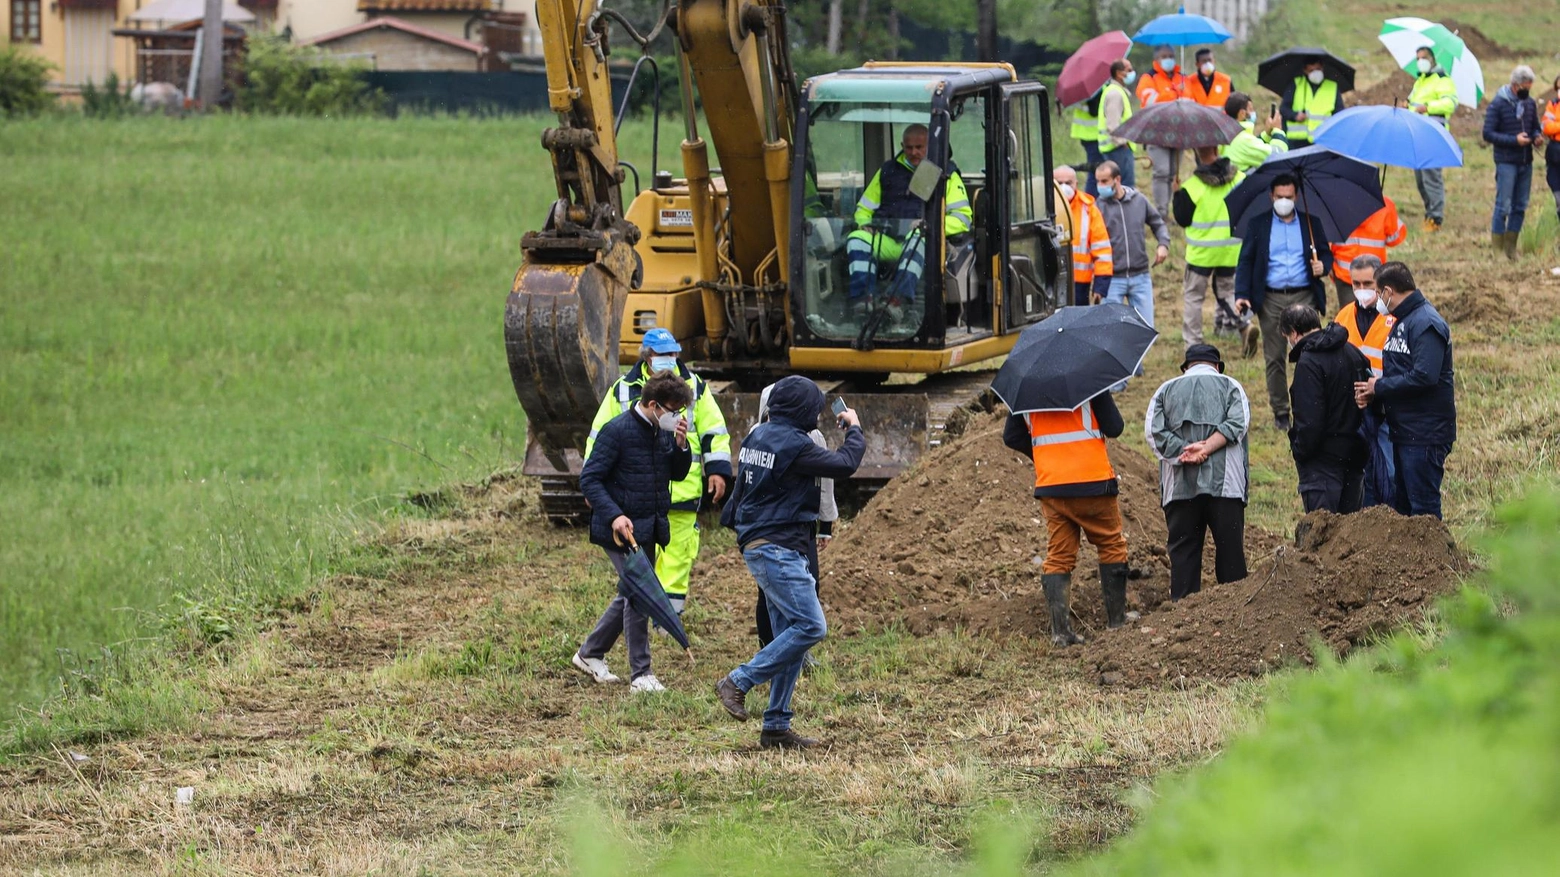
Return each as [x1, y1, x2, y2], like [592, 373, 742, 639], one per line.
[1185, 71, 1232, 108]
[1028, 407, 1116, 489]
[1136, 68, 1185, 107]
[1544, 98, 1560, 141]
[1068, 192, 1114, 283]
[1336, 302, 1395, 377]
[1331, 197, 1407, 284]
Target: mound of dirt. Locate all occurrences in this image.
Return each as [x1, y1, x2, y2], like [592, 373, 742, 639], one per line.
[821, 413, 1279, 640]
[1347, 71, 1485, 140]
[1441, 20, 1522, 61]
[1085, 506, 1470, 687]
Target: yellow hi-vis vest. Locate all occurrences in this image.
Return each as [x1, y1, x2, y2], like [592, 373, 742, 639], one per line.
[1181, 170, 1245, 269]
[1072, 103, 1100, 142]
[1287, 77, 1338, 143]
[1096, 80, 1134, 142]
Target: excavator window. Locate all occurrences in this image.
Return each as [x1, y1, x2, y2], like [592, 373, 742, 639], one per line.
[798, 98, 939, 344]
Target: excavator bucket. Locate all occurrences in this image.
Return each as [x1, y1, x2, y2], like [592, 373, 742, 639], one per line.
[504, 239, 636, 470]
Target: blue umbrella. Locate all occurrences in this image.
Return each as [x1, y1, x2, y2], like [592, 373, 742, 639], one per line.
[1313, 105, 1463, 169]
[1131, 6, 1232, 46]
[1225, 146, 1385, 248]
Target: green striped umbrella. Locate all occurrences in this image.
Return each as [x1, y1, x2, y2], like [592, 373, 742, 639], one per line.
[1379, 17, 1485, 108]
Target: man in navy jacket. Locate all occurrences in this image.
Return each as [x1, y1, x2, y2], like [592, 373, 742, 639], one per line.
[572, 373, 694, 692]
[1353, 262, 1456, 519]
[716, 376, 865, 749]
[1235, 174, 1333, 431]
[1482, 65, 1542, 260]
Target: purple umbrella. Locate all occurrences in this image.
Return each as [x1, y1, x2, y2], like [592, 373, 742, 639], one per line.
[1110, 99, 1244, 149]
[1057, 31, 1132, 108]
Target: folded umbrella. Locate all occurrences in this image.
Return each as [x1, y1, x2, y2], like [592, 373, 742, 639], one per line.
[1225, 146, 1385, 246]
[1257, 47, 1356, 96]
[1313, 105, 1463, 169]
[1058, 30, 1133, 108]
[1379, 17, 1484, 108]
[991, 304, 1158, 414]
[1111, 99, 1245, 149]
[615, 534, 694, 662]
[1131, 6, 1232, 46]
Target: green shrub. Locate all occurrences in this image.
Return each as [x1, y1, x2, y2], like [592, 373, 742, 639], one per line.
[80, 71, 136, 119]
[237, 33, 385, 116]
[0, 42, 54, 116]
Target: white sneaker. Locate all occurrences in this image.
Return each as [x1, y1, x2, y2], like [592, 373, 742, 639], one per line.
[572, 652, 620, 684]
[629, 674, 667, 693]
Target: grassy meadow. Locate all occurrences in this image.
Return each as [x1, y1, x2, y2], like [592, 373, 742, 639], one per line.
[0, 115, 666, 709]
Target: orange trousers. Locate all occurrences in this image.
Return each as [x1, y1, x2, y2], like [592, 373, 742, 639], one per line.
[1040, 495, 1129, 574]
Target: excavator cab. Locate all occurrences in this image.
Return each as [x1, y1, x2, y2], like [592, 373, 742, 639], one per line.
[789, 65, 1067, 362]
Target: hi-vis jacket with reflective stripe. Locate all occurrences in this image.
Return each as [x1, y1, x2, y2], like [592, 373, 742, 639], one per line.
[1181, 166, 1245, 269]
[586, 361, 732, 510]
[1071, 92, 1101, 142]
[1066, 191, 1114, 283]
[1221, 119, 1288, 171]
[1335, 302, 1395, 377]
[1284, 77, 1340, 143]
[854, 153, 974, 237]
[1003, 396, 1125, 497]
[1331, 197, 1406, 284]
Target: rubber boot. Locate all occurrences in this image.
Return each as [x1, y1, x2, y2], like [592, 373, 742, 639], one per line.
[1041, 573, 1084, 647]
[1099, 563, 1133, 629]
[1491, 231, 1505, 254]
[1503, 231, 1520, 261]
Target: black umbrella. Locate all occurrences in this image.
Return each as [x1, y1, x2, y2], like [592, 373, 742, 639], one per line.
[991, 304, 1158, 414]
[616, 534, 694, 663]
[1111, 100, 1245, 149]
[1225, 146, 1384, 248]
[1256, 47, 1355, 96]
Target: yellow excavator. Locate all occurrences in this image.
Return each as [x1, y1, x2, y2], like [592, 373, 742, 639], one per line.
[505, 0, 1069, 521]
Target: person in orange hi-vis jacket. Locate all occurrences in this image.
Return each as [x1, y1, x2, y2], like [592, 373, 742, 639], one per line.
[1329, 197, 1406, 310]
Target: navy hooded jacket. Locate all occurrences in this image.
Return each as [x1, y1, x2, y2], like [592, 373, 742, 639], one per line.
[579, 405, 692, 550]
[1483, 84, 1541, 166]
[1375, 291, 1456, 446]
[726, 376, 864, 554]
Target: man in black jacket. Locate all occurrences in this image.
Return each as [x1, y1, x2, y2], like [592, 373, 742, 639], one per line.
[1235, 174, 1333, 432]
[1281, 304, 1369, 513]
[1353, 262, 1456, 519]
[572, 373, 694, 692]
[716, 376, 865, 749]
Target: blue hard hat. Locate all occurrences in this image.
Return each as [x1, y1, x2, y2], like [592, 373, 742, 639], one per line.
[641, 328, 682, 354]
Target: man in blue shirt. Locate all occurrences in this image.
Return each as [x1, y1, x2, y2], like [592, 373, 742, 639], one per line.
[1235, 174, 1333, 431]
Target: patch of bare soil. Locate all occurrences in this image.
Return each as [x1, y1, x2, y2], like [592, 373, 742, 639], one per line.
[1087, 507, 1469, 686]
[1347, 71, 1486, 140]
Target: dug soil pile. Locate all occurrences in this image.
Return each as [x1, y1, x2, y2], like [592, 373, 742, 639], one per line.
[822, 413, 1469, 686]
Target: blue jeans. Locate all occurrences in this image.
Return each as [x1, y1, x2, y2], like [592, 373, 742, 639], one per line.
[1105, 271, 1154, 391]
[1392, 442, 1452, 520]
[729, 543, 828, 731]
[1100, 145, 1135, 189]
[1491, 162, 1533, 234]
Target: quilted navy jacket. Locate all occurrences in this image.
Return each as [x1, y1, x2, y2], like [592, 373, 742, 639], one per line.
[1483, 85, 1541, 165]
[579, 406, 692, 550]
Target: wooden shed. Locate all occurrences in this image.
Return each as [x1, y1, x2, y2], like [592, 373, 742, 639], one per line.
[302, 15, 487, 72]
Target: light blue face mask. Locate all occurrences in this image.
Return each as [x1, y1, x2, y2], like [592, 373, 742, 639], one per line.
[1158, 57, 1175, 72]
[1123, 70, 1137, 86]
[649, 355, 677, 374]
[1098, 183, 1116, 199]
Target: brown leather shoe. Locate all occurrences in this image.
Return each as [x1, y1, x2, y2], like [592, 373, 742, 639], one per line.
[759, 728, 820, 750]
[715, 676, 749, 721]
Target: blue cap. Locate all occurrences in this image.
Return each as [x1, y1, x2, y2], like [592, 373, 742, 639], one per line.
[641, 328, 682, 354]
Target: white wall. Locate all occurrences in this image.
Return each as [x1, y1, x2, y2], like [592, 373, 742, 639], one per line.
[275, 0, 538, 46]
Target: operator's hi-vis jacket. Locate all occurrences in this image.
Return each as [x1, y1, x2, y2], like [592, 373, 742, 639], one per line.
[585, 361, 732, 511]
[854, 153, 974, 237]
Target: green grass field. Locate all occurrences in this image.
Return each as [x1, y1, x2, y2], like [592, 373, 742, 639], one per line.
[0, 114, 670, 709]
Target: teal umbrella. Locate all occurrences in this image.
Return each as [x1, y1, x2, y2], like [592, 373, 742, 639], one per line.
[1378, 17, 1485, 108]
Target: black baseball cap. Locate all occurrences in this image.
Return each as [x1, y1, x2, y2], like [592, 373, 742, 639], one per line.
[1181, 343, 1225, 373]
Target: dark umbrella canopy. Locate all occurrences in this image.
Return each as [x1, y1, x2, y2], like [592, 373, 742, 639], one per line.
[1257, 47, 1356, 95]
[992, 304, 1158, 414]
[1225, 146, 1384, 245]
[1058, 30, 1132, 108]
[1111, 99, 1245, 149]
[616, 537, 693, 656]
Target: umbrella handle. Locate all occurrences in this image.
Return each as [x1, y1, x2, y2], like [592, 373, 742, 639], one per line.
[685, 648, 696, 666]
[612, 530, 643, 553]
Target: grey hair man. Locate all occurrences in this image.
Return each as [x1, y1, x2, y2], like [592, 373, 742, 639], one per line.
[1482, 65, 1542, 259]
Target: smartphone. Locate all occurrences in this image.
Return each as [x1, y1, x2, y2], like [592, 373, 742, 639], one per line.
[1268, 102, 1277, 119]
[831, 397, 848, 417]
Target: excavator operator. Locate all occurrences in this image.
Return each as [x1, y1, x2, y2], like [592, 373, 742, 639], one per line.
[846, 124, 974, 313]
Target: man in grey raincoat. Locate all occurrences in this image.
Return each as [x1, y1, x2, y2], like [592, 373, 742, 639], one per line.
[1144, 344, 1251, 600]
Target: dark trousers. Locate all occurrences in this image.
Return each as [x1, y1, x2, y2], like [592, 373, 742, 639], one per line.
[1082, 139, 1104, 196]
[1392, 443, 1452, 520]
[1297, 458, 1365, 514]
[579, 545, 656, 681]
[1164, 496, 1248, 600]
[1258, 288, 1316, 420]
[757, 541, 820, 647]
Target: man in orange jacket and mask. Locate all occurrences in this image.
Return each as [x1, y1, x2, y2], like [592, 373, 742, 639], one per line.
[1137, 44, 1187, 215]
[1329, 197, 1406, 310]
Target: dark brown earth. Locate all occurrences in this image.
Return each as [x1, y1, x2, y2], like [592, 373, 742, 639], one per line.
[820, 414, 1469, 687]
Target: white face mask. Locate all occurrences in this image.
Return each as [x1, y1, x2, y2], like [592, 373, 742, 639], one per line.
[1060, 183, 1076, 202]
[655, 407, 681, 432]
[1200, 62, 1215, 75]
[649, 355, 677, 374]
[1307, 69, 1325, 85]
[1353, 288, 1376, 308]
[1375, 297, 1391, 316]
[1273, 197, 1296, 217]
[1158, 58, 1175, 73]
[1416, 58, 1433, 74]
